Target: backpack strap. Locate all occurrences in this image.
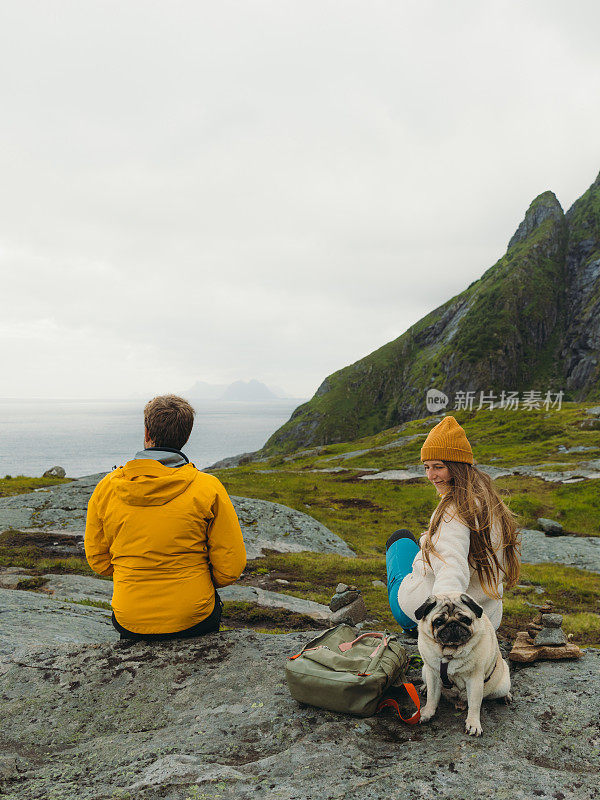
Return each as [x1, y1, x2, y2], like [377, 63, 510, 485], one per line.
[377, 683, 421, 724]
[338, 632, 389, 658]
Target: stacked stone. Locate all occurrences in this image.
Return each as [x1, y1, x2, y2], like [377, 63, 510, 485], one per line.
[509, 604, 583, 663]
[328, 583, 367, 626]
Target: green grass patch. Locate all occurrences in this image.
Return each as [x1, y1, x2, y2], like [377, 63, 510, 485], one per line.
[0, 475, 71, 498]
[219, 469, 445, 555]
[15, 576, 47, 590]
[221, 601, 320, 631]
[63, 597, 112, 610]
[495, 477, 600, 536]
[518, 563, 600, 607]
[0, 544, 96, 576]
[562, 613, 600, 640]
[0, 529, 101, 575]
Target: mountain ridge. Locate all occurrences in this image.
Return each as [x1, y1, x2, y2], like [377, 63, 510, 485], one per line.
[265, 171, 600, 453]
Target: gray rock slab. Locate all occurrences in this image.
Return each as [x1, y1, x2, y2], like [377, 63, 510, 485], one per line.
[360, 469, 423, 481]
[41, 573, 114, 603]
[230, 495, 355, 559]
[0, 597, 598, 800]
[506, 460, 600, 483]
[282, 447, 324, 462]
[0, 587, 114, 662]
[476, 464, 515, 479]
[322, 448, 371, 462]
[378, 461, 600, 483]
[0, 473, 106, 532]
[557, 445, 597, 454]
[375, 433, 427, 451]
[0, 474, 355, 560]
[218, 585, 331, 622]
[514, 464, 600, 482]
[0, 573, 332, 623]
[520, 529, 600, 573]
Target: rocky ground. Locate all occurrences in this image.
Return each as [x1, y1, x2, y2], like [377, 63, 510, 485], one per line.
[0, 474, 354, 560]
[1, 469, 599, 798]
[0, 590, 598, 800]
[519, 529, 600, 573]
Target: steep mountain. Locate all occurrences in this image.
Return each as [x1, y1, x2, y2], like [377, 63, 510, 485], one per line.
[265, 171, 600, 454]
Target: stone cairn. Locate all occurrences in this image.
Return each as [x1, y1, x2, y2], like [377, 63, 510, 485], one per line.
[328, 583, 367, 627]
[509, 604, 583, 663]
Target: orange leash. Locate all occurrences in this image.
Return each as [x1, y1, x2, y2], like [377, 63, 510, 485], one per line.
[376, 682, 421, 724]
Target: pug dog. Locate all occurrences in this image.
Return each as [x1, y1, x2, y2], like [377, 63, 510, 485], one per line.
[415, 593, 512, 736]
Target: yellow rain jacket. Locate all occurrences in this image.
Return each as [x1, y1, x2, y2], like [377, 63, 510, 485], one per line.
[84, 460, 246, 634]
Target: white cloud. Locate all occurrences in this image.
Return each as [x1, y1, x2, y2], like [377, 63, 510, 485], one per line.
[0, 0, 598, 398]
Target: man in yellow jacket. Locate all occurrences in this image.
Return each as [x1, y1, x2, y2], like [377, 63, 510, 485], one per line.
[85, 395, 247, 640]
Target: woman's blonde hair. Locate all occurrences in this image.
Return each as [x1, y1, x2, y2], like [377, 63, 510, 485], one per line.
[421, 461, 521, 598]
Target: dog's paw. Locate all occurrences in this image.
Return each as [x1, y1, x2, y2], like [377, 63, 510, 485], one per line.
[419, 705, 436, 724]
[502, 692, 513, 704]
[465, 717, 483, 736]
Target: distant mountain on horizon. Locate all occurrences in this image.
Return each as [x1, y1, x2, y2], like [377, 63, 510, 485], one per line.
[184, 379, 296, 402]
[264, 169, 600, 453]
[221, 380, 278, 401]
[185, 380, 227, 400]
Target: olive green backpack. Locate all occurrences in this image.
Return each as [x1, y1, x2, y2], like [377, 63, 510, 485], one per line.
[285, 624, 420, 721]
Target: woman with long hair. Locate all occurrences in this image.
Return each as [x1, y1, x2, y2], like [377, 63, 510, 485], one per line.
[386, 415, 520, 632]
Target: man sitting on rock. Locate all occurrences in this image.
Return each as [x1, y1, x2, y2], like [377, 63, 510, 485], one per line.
[85, 395, 246, 640]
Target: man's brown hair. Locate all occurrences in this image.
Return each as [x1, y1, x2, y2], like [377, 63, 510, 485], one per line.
[144, 395, 195, 450]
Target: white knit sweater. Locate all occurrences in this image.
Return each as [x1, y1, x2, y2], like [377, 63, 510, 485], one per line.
[397, 502, 505, 629]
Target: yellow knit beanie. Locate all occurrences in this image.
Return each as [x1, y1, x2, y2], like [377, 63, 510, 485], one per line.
[420, 415, 474, 464]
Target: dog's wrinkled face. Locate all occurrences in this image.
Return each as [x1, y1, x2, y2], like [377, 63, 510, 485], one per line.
[415, 593, 483, 647]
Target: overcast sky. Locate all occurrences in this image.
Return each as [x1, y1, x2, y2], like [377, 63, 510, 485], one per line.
[1, 0, 598, 400]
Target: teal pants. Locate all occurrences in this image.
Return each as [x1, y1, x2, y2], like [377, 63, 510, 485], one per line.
[386, 530, 420, 630]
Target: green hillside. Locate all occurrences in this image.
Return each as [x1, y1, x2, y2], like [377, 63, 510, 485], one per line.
[265, 173, 600, 454]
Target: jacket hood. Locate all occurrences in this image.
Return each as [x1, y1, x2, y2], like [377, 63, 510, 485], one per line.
[112, 460, 197, 506]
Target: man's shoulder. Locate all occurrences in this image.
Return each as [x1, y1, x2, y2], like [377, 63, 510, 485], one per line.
[89, 468, 125, 498]
[189, 469, 226, 492]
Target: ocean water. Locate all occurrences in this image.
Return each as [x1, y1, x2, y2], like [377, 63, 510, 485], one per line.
[0, 398, 301, 478]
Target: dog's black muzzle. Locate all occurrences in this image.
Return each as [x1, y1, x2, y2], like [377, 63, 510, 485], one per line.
[435, 621, 472, 646]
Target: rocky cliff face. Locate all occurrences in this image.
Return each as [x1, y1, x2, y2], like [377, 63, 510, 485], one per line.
[265, 172, 600, 453]
[560, 172, 600, 394]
